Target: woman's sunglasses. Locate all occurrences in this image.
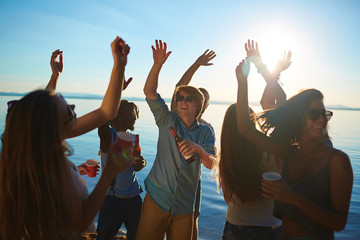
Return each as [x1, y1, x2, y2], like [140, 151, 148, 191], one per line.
[176, 95, 194, 103]
[57, 94, 76, 125]
[307, 109, 333, 121]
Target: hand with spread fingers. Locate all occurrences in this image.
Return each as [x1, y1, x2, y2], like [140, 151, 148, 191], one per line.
[244, 39, 263, 68]
[273, 51, 292, 76]
[195, 49, 216, 66]
[151, 39, 172, 65]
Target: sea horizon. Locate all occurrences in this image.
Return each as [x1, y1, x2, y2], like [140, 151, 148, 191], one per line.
[1, 92, 359, 111]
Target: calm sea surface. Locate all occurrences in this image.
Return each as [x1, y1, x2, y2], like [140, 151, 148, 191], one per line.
[0, 95, 359, 239]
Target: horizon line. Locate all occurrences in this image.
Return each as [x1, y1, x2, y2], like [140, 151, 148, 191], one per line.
[1, 91, 359, 110]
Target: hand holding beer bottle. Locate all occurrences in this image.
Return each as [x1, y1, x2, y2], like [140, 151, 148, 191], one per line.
[169, 127, 196, 163]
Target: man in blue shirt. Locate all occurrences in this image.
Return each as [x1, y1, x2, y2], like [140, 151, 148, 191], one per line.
[135, 40, 216, 240]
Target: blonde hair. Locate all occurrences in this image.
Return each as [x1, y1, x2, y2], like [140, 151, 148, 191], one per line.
[0, 90, 80, 239]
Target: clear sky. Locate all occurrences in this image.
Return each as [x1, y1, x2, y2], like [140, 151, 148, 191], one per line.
[1, 0, 360, 107]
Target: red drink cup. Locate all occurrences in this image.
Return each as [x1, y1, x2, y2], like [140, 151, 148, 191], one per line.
[85, 159, 99, 177]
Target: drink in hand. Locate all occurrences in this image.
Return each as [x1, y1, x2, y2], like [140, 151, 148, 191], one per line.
[169, 127, 196, 163]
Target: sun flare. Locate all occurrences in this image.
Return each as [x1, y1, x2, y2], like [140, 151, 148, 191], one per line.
[253, 25, 300, 71]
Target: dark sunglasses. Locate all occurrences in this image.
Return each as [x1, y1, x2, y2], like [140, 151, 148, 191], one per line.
[176, 95, 194, 103]
[57, 94, 76, 125]
[307, 109, 333, 121]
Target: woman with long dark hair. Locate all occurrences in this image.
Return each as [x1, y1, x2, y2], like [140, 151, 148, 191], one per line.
[0, 36, 132, 239]
[235, 58, 353, 239]
[217, 104, 282, 239]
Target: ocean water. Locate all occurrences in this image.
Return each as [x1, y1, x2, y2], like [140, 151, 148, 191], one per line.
[0, 95, 359, 239]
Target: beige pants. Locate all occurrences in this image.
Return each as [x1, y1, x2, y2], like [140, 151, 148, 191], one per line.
[135, 193, 194, 240]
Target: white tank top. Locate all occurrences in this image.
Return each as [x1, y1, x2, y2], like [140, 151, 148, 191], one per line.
[226, 152, 282, 227]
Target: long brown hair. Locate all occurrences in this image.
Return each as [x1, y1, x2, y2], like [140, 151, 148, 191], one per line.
[257, 89, 324, 145]
[217, 104, 262, 203]
[0, 90, 80, 239]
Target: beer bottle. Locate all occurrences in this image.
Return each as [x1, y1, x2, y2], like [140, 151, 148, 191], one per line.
[169, 127, 196, 163]
[133, 134, 141, 157]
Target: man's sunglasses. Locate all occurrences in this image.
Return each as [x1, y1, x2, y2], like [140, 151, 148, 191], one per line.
[57, 94, 76, 125]
[307, 109, 333, 121]
[176, 95, 194, 103]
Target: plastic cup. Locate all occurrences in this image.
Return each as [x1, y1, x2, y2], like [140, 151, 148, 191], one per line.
[262, 172, 281, 195]
[262, 172, 281, 181]
[112, 131, 134, 158]
[85, 159, 99, 178]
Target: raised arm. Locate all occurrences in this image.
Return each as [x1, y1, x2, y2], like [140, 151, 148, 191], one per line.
[67, 36, 129, 138]
[245, 40, 287, 110]
[171, 49, 216, 111]
[260, 51, 292, 109]
[46, 49, 63, 92]
[235, 58, 286, 158]
[143, 40, 172, 100]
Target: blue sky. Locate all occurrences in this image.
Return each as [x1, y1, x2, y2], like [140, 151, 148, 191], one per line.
[1, 0, 360, 107]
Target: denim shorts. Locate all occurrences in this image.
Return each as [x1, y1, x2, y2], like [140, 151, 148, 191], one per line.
[222, 220, 281, 240]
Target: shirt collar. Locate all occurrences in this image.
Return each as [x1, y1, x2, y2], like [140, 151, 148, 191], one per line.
[176, 115, 199, 131]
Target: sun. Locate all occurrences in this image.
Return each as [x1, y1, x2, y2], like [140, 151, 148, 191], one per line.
[252, 25, 299, 72]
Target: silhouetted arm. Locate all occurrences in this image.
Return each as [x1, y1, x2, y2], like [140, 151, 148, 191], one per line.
[170, 49, 216, 111]
[46, 49, 63, 92]
[67, 36, 129, 138]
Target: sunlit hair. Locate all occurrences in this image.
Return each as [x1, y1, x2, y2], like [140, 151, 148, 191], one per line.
[175, 85, 204, 119]
[112, 99, 139, 131]
[217, 104, 263, 203]
[257, 89, 325, 145]
[0, 90, 79, 239]
[198, 87, 210, 116]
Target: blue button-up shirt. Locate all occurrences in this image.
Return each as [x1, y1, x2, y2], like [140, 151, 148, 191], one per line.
[145, 94, 215, 215]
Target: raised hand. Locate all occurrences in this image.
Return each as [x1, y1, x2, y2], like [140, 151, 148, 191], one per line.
[50, 49, 63, 78]
[244, 39, 263, 67]
[123, 77, 133, 90]
[151, 40, 172, 65]
[111, 36, 130, 67]
[195, 49, 216, 66]
[273, 51, 292, 74]
[235, 59, 250, 81]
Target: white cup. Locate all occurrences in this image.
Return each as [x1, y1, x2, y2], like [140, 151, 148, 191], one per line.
[262, 172, 281, 181]
[262, 172, 281, 196]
